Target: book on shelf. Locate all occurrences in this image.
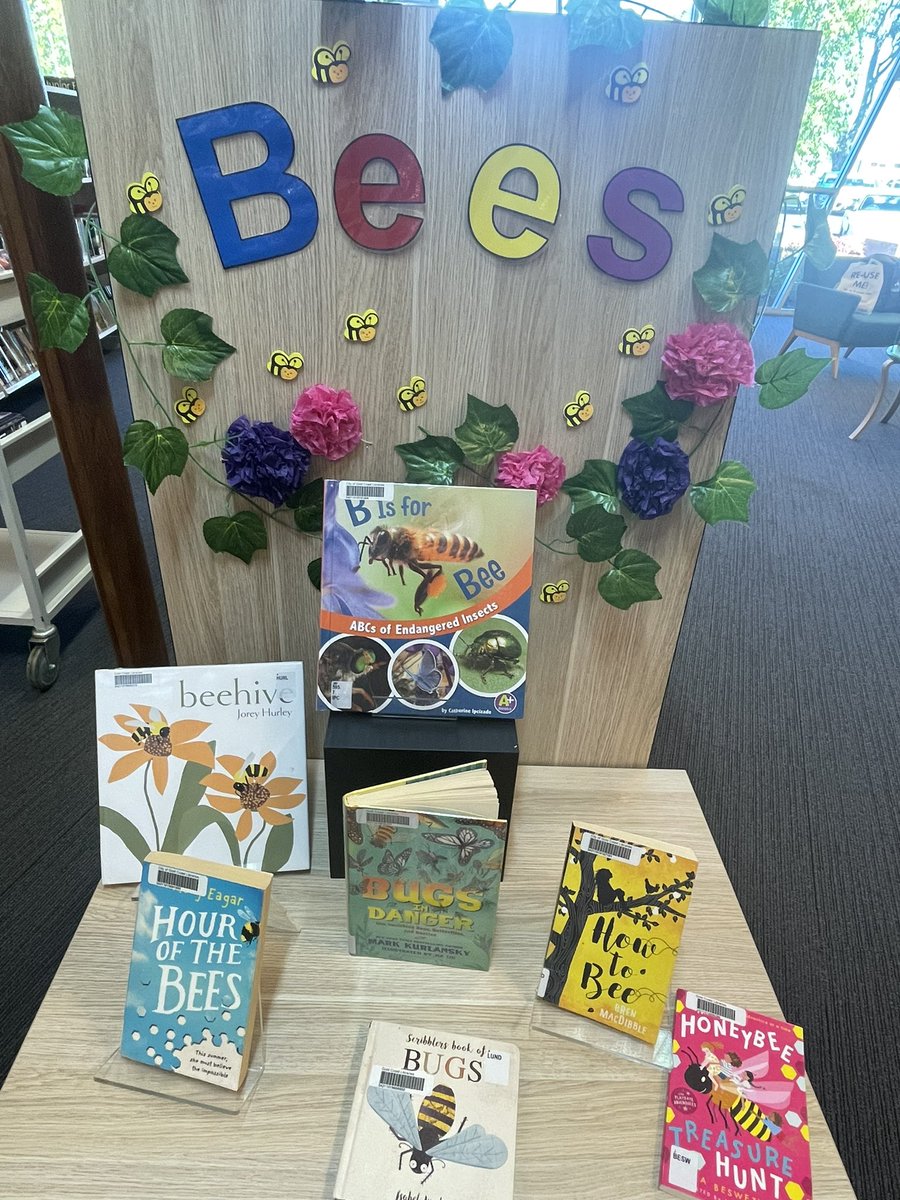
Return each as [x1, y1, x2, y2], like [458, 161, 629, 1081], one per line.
[317, 479, 536, 718]
[659, 990, 812, 1200]
[0, 325, 33, 376]
[88, 286, 116, 332]
[120, 851, 271, 1092]
[95, 662, 309, 885]
[344, 761, 506, 970]
[536, 824, 698, 1045]
[0, 411, 27, 438]
[335, 1019, 519, 1200]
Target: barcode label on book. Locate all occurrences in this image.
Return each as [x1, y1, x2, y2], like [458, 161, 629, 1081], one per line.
[330, 680, 352, 709]
[368, 1065, 433, 1094]
[580, 831, 642, 865]
[149, 864, 209, 897]
[114, 672, 153, 687]
[685, 992, 747, 1026]
[358, 809, 419, 828]
[338, 481, 394, 501]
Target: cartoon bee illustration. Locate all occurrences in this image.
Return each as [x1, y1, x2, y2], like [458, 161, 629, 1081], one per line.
[564, 390, 593, 428]
[238, 905, 260, 946]
[708, 186, 747, 226]
[267, 351, 304, 380]
[606, 63, 649, 104]
[174, 386, 205, 425]
[356, 526, 483, 616]
[378, 847, 411, 876]
[122, 709, 171, 754]
[682, 1045, 793, 1141]
[127, 172, 163, 215]
[424, 827, 494, 866]
[397, 376, 427, 412]
[372, 824, 397, 849]
[618, 325, 656, 356]
[344, 310, 379, 343]
[539, 579, 570, 604]
[367, 1082, 508, 1183]
[311, 42, 351, 85]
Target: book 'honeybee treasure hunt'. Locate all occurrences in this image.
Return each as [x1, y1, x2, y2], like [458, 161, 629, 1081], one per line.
[537, 824, 698, 1045]
[317, 481, 536, 718]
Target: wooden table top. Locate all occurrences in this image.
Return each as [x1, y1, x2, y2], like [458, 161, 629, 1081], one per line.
[0, 765, 856, 1199]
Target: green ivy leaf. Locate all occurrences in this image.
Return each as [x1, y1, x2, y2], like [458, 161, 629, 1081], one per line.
[454, 394, 519, 468]
[307, 557, 322, 590]
[755, 349, 828, 410]
[694, 0, 768, 26]
[0, 104, 87, 196]
[122, 420, 189, 494]
[396, 434, 464, 485]
[622, 382, 694, 444]
[689, 461, 756, 524]
[597, 549, 662, 610]
[566, 504, 626, 562]
[567, 0, 645, 52]
[160, 308, 236, 381]
[561, 459, 620, 513]
[107, 214, 189, 297]
[26, 272, 89, 352]
[203, 512, 268, 564]
[429, 0, 513, 95]
[802, 206, 837, 272]
[692, 233, 769, 313]
[291, 477, 325, 532]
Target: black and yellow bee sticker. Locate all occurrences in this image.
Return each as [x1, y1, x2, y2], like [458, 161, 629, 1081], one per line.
[267, 351, 304, 380]
[397, 376, 427, 411]
[311, 42, 351, 85]
[564, 390, 593, 428]
[606, 63, 649, 104]
[127, 171, 162, 215]
[708, 185, 746, 226]
[344, 309, 379, 343]
[540, 580, 570, 604]
[174, 386, 205, 425]
[618, 325, 656, 356]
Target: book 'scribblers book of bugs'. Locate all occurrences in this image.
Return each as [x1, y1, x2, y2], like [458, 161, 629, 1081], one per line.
[335, 1020, 519, 1200]
[317, 481, 535, 719]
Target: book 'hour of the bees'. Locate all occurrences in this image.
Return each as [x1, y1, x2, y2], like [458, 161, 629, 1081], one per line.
[335, 1020, 519, 1200]
[537, 824, 698, 1044]
[95, 662, 308, 885]
[659, 991, 813, 1200]
[317, 480, 535, 718]
[120, 852, 271, 1092]
[344, 762, 506, 971]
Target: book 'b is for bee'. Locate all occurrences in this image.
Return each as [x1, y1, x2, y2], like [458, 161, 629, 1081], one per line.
[537, 824, 697, 1044]
[335, 1020, 519, 1200]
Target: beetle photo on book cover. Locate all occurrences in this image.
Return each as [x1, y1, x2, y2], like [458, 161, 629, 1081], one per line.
[367, 1082, 508, 1182]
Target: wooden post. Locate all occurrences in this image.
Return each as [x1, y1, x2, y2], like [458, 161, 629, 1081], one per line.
[0, 0, 168, 666]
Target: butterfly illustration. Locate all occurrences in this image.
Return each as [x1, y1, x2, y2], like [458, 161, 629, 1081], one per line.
[424, 827, 494, 865]
[416, 849, 446, 870]
[401, 648, 443, 695]
[347, 849, 371, 873]
[379, 847, 411, 876]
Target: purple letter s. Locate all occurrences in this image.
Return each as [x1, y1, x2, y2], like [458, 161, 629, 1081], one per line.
[587, 167, 684, 282]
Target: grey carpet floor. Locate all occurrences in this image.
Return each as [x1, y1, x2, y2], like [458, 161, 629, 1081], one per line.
[2, 322, 898, 1199]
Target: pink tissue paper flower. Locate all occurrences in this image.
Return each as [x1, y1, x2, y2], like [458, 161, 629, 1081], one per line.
[661, 322, 755, 407]
[290, 384, 362, 460]
[495, 445, 566, 506]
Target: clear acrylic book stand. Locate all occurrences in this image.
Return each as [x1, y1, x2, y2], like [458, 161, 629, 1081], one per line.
[530, 986, 675, 1072]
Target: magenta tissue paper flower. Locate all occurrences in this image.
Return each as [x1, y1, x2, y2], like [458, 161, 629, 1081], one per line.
[290, 384, 362, 461]
[495, 445, 566, 506]
[661, 322, 755, 407]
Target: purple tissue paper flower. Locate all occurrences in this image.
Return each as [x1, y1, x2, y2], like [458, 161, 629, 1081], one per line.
[222, 416, 310, 508]
[617, 437, 690, 520]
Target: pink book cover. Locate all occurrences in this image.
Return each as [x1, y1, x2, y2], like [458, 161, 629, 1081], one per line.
[660, 990, 812, 1200]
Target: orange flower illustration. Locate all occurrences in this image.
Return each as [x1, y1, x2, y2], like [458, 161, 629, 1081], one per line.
[202, 751, 305, 842]
[98, 705, 214, 794]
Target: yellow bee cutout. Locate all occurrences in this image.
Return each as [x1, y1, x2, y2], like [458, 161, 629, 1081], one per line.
[174, 386, 205, 425]
[539, 580, 570, 604]
[397, 376, 427, 412]
[127, 172, 162, 215]
[267, 351, 304, 380]
[606, 63, 649, 104]
[311, 42, 351, 85]
[619, 325, 656, 356]
[708, 185, 747, 226]
[344, 310, 379, 343]
[564, 390, 594, 428]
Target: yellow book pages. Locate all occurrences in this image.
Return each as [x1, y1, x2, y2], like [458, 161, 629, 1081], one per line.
[537, 825, 698, 1045]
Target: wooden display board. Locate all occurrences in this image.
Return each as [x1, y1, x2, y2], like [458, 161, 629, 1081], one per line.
[63, 0, 817, 763]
